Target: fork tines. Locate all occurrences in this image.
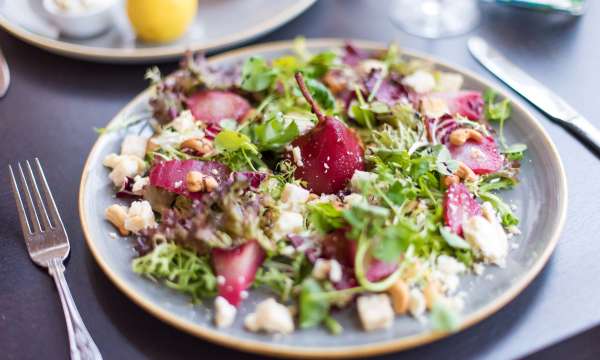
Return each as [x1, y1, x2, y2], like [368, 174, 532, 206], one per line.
[8, 158, 65, 238]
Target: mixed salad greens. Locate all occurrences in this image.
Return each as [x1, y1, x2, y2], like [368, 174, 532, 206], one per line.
[102, 39, 525, 335]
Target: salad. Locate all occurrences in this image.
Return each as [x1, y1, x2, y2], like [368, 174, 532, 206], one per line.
[101, 39, 525, 335]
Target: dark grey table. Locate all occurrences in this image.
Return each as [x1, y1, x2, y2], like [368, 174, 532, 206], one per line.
[1, 1, 599, 359]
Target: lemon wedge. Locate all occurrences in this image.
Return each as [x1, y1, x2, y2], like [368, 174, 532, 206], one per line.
[127, 0, 198, 43]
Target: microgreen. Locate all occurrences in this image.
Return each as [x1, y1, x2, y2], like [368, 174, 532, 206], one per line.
[299, 278, 330, 329]
[250, 113, 300, 151]
[484, 89, 527, 160]
[304, 78, 335, 111]
[307, 202, 345, 234]
[479, 191, 519, 226]
[132, 243, 217, 302]
[440, 226, 471, 250]
[240, 56, 278, 92]
[214, 129, 263, 171]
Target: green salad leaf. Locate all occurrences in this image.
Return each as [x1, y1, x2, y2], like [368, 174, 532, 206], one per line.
[241, 56, 278, 92]
[214, 129, 257, 153]
[254, 254, 307, 302]
[214, 129, 263, 171]
[323, 316, 343, 335]
[254, 266, 294, 302]
[304, 51, 337, 78]
[484, 89, 527, 160]
[308, 202, 345, 234]
[484, 89, 511, 124]
[479, 191, 519, 226]
[440, 226, 471, 250]
[422, 145, 460, 176]
[299, 278, 330, 329]
[304, 78, 335, 111]
[371, 220, 418, 262]
[251, 114, 300, 151]
[132, 243, 217, 302]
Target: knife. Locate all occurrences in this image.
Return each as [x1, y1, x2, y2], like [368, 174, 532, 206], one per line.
[0, 47, 9, 98]
[468, 36, 600, 155]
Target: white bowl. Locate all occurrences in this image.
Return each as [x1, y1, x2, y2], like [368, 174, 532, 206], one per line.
[42, 0, 117, 39]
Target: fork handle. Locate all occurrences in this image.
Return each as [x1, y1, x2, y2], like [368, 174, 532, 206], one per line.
[48, 259, 103, 360]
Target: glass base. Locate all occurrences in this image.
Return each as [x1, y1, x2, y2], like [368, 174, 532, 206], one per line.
[390, 0, 480, 39]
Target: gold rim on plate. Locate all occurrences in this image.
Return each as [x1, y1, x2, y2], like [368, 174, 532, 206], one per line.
[0, 0, 315, 62]
[79, 39, 568, 358]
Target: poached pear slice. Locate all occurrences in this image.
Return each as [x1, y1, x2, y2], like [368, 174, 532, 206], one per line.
[289, 73, 365, 194]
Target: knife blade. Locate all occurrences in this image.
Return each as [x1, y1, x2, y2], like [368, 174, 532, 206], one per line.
[0, 47, 9, 98]
[468, 36, 600, 155]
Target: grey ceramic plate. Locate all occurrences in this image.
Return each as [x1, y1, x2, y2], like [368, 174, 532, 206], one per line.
[79, 39, 568, 358]
[0, 0, 315, 63]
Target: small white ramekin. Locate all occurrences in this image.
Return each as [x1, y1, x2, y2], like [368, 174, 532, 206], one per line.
[42, 0, 117, 39]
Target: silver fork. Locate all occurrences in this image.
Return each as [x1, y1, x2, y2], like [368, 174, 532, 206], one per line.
[8, 158, 102, 360]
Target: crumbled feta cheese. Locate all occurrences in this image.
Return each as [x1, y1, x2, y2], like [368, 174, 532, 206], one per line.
[350, 170, 377, 191]
[102, 153, 121, 168]
[108, 232, 117, 239]
[473, 263, 485, 275]
[150, 128, 205, 149]
[307, 194, 341, 207]
[120, 135, 148, 159]
[244, 298, 294, 334]
[436, 72, 464, 92]
[312, 258, 330, 280]
[437, 255, 466, 276]
[507, 225, 521, 235]
[311, 259, 342, 283]
[463, 205, 508, 267]
[169, 110, 197, 133]
[291, 146, 304, 167]
[343, 193, 365, 206]
[432, 256, 465, 295]
[401, 70, 436, 94]
[408, 288, 426, 317]
[442, 274, 460, 294]
[281, 183, 310, 205]
[328, 259, 342, 283]
[214, 296, 236, 328]
[356, 294, 394, 331]
[272, 211, 304, 239]
[108, 155, 145, 187]
[420, 97, 450, 118]
[124, 200, 156, 233]
[131, 176, 149, 194]
[319, 194, 339, 203]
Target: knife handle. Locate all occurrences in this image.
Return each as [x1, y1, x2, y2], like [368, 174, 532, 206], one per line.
[564, 116, 600, 156]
